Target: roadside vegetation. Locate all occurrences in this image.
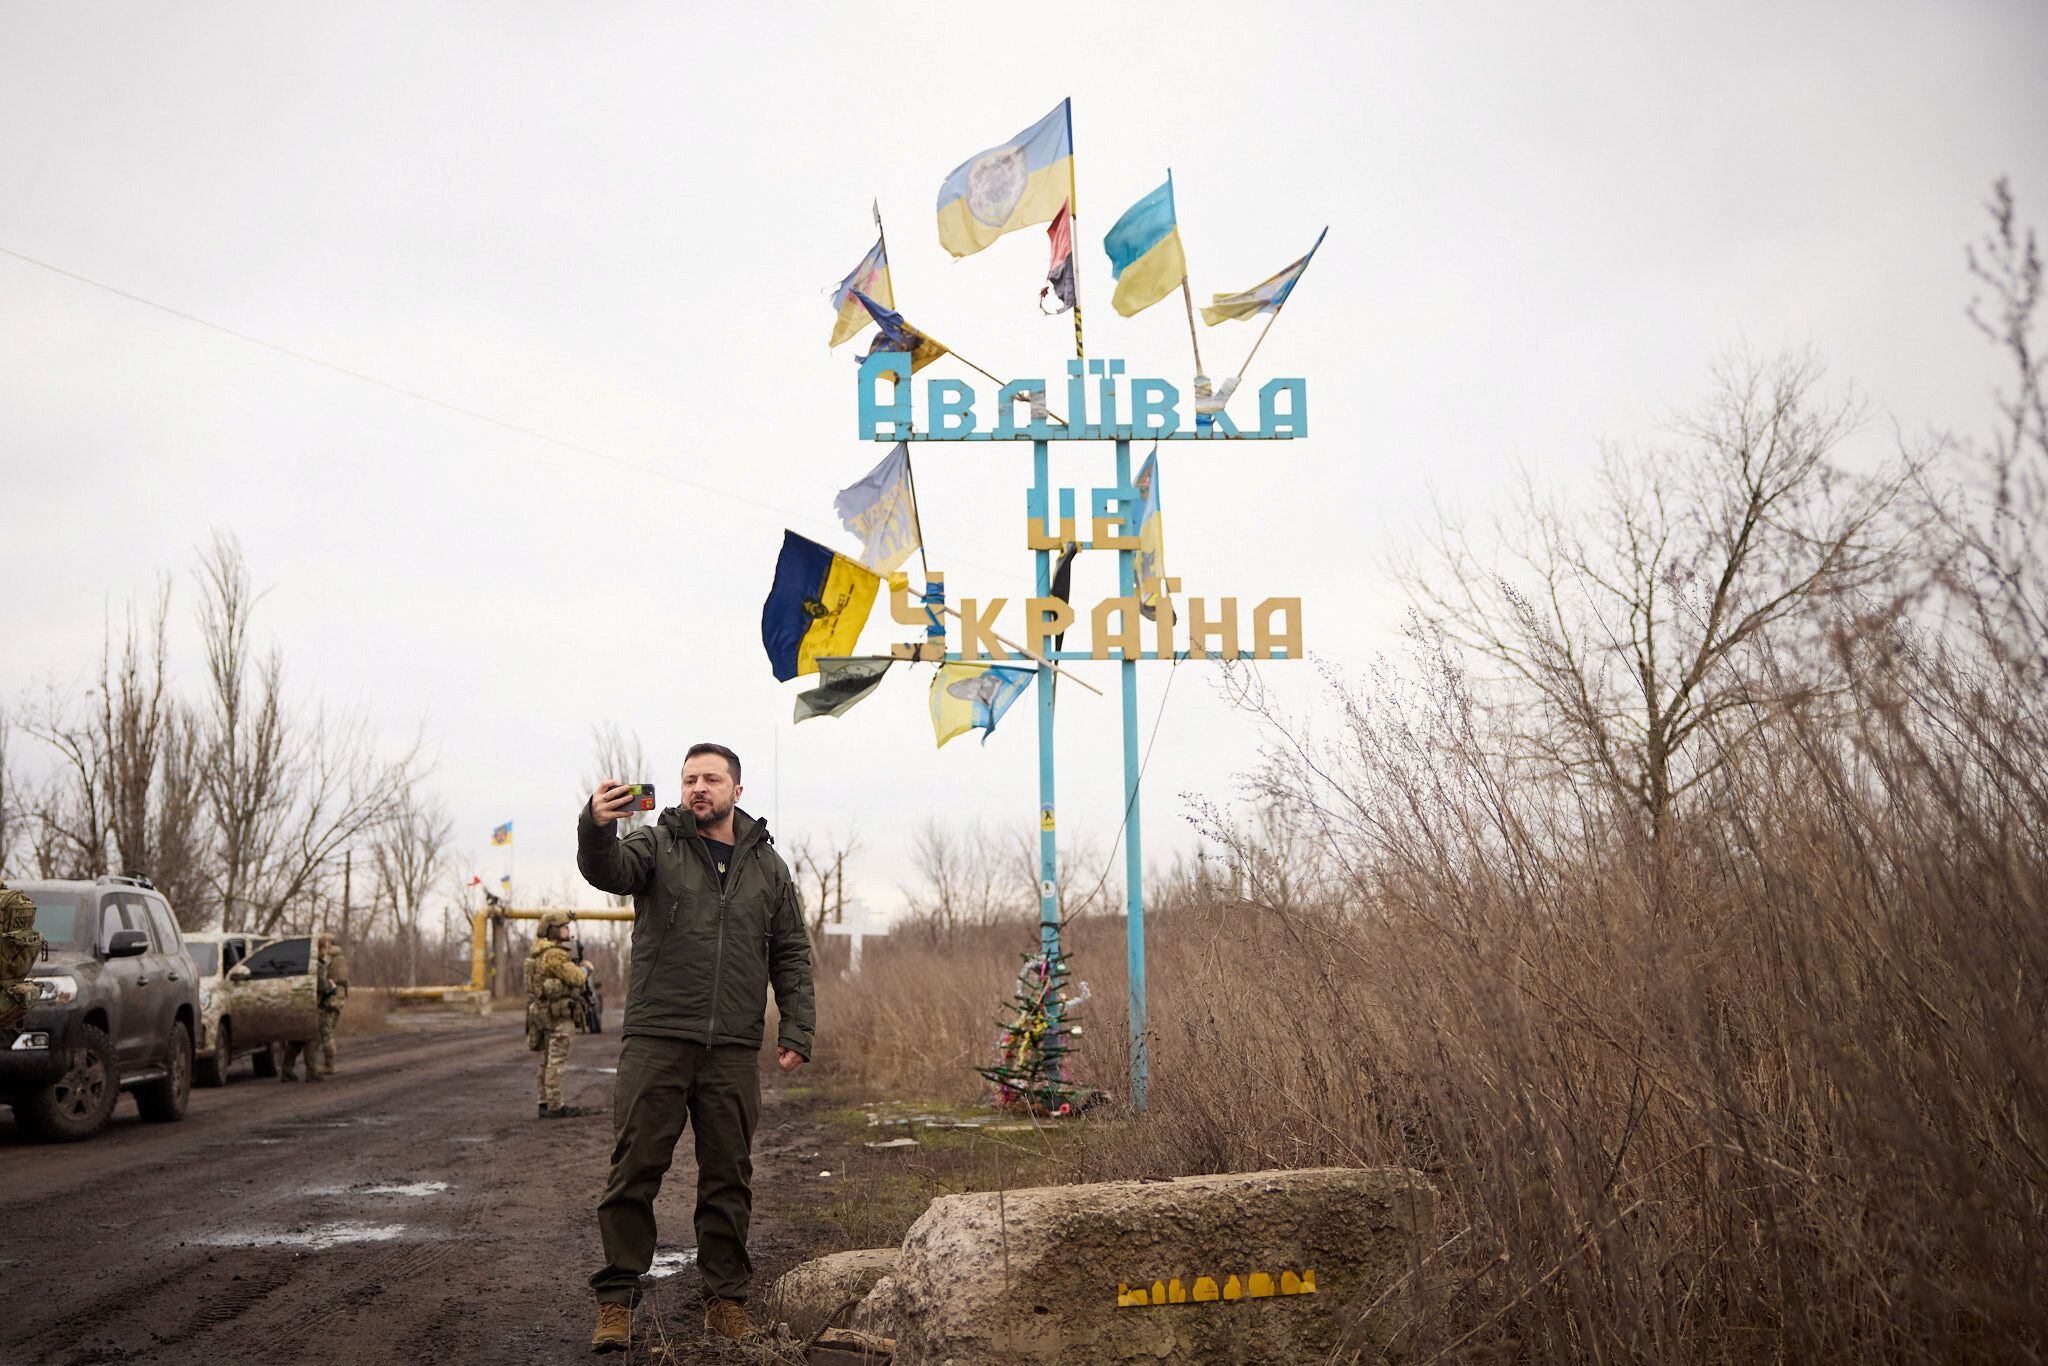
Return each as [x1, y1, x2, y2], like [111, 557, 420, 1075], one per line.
[813, 185, 2048, 1362]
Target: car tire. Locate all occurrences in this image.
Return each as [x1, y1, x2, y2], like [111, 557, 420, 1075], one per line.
[19, 1023, 120, 1141]
[136, 1021, 193, 1122]
[250, 1042, 279, 1078]
[196, 1019, 232, 1087]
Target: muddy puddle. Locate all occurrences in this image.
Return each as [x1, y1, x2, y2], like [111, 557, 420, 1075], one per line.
[647, 1249, 698, 1278]
[205, 1220, 413, 1251]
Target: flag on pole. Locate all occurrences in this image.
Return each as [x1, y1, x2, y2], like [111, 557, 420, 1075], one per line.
[1133, 447, 1167, 620]
[1050, 541, 1079, 651]
[761, 531, 882, 681]
[794, 657, 894, 722]
[829, 237, 892, 348]
[835, 443, 921, 572]
[936, 100, 1074, 258]
[490, 822, 513, 846]
[499, 875, 512, 893]
[1040, 201, 1076, 314]
[1103, 175, 1187, 318]
[930, 662, 1034, 747]
[1202, 227, 1328, 325]
[853, 293, 949, 375]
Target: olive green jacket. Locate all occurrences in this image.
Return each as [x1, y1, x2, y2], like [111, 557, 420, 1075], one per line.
[576, 803, 815, 1059]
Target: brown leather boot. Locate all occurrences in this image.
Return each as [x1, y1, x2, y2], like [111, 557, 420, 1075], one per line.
[703, 1296, 752, 1342]
[590, 1301, 630, 1354]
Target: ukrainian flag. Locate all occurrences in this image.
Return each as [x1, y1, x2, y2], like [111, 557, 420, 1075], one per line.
[936, 100, 1073, 259]
[761, 531, 882, 681]
[1203, 227, 1328, 325]
[1103, 175, 1187, 318]
[830, 237, 891, 349]
[930, 662, 1034, 747]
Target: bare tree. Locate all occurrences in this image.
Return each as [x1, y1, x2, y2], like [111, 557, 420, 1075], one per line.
[1404, 351, 1922, 847]
[194, 532, 420, 932]
[583, 722, 650, 907]
[901, 818, 1023, 940]
[0, 708, 20, 876]
[195, 532, 293, 929]
[792, 829, 860, 939]
[151, 703, 211, 925]
[97, 583, 173, 880]
[372, 791, 452, 987]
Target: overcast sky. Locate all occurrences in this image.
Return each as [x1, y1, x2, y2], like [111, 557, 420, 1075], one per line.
[4, 2, 2045, 925]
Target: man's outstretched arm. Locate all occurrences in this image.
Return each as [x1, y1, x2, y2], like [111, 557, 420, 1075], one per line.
[577, 782, 657, 896]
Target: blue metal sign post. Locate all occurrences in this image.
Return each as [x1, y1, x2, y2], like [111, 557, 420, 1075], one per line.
[861, 356, 1305, 1111]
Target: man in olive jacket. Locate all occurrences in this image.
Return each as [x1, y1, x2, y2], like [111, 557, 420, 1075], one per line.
[578, 742, 814, 1352]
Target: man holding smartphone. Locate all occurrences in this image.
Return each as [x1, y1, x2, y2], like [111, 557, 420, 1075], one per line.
[577, 742, 815, 1352]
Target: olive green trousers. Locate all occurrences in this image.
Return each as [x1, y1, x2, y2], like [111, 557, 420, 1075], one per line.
[590, 1036, 761, 1304]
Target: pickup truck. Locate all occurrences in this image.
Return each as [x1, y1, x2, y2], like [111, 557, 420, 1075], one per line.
[1, 876, 199, 1141]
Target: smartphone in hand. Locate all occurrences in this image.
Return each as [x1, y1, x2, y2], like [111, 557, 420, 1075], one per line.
[623, 783, 656, 812]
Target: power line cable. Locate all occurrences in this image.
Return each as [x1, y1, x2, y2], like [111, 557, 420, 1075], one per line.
[0, 242, 1022, 581]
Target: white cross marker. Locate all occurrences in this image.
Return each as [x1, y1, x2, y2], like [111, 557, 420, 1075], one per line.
[824, 907, 891, 974]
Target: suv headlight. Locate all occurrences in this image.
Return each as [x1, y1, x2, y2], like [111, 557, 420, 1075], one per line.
[200, 985, 214, 1010]
[28, 974, 78, 1005]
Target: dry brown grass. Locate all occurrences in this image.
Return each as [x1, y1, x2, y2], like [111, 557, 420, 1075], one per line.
[815, 657, 2046, 1361]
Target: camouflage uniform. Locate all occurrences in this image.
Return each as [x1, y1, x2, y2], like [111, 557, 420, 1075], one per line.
[1, 882, 45, 1036]
[281, 951, 332, 1081]
[317, 938, 348, 1072]
[525, 911, 587, 1112]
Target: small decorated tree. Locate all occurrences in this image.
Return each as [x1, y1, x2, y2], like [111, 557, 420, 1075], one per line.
[977, 944, 1093, 1114]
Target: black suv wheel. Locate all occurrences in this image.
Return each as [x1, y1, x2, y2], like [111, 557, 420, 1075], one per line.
[19, 1022, 120, 1141]
[135, 1020, 193, 1122]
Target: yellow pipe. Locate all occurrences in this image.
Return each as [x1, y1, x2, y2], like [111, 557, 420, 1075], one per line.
[389, 907, 639, 1001]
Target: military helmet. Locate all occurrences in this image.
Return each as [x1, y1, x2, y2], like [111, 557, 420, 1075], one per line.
[538, 909, 574, 935]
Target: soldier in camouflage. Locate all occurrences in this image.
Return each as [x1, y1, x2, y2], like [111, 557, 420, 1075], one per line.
[526, 909, 591, 1118]
[1, 881, 45, 1036]
[316, 932, 347, 1073]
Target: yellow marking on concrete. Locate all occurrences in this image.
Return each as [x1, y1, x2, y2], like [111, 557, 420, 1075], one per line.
[1115, 1269, 1317, 1307]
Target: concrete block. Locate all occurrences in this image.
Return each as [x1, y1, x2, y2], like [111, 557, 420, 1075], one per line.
[859, 1167, 1433, 1363]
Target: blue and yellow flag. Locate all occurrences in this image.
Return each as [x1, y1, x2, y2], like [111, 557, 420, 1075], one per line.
[1134, 447, 1166, 619]
[1203, 227, 1328, 325]
[1104, 174, 1188, 318]
[930, 662, 1034, 747]
[830, 236, 892, 349]
[835, 442, 921, 573]
[491, 821, 514, 846]
[854, 292, 949, 375]
[937, 100, 1074, 258]
[762, 532, 882, 681]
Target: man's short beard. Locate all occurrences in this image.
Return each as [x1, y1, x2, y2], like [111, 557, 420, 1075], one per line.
[693, 798, 733, 829]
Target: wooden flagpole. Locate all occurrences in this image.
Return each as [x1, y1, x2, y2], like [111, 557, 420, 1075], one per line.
[1062, 98, 1085, 359]
[1229, 226, 1329, 391]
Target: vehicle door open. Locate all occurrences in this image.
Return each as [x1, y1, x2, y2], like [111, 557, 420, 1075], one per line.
[232, 936, 317, 1047]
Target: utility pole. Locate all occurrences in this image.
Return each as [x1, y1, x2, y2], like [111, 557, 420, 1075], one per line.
[341, 848, 352, 946]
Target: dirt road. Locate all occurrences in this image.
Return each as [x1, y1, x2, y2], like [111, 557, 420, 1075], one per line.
[1, 1009, 840, 1365]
